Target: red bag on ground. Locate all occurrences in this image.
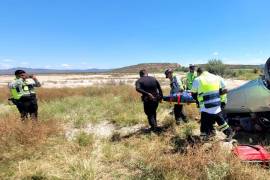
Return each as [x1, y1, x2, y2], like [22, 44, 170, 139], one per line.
[232, 145, 270, 163]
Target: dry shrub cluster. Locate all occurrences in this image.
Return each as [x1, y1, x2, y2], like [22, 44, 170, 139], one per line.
[0, 85, 140, 103]
[0, 114, 59, 153]
[0, 87, 9, 103]
[123, 132, 270, 180]
[139, 144, 224, 179]
[36, 85, 140, 102]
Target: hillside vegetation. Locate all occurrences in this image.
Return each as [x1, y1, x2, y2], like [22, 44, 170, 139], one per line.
[1, 85, 270, 179]
[112, 63, 181, 73]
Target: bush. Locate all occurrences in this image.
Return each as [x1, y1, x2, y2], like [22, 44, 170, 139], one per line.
[205, 59, 226, 76]
[253, 68, 260, 74]
[75, 132, 95, 147]
[176, 66, 189, 72]
[224, 69, 237, 78]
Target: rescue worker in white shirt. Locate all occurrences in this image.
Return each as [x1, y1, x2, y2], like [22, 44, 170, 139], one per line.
[165, 69, 187, 125]
[8, 70, 41, 121]
[207, 70, 228, 110]
[191, 67, 234, 141]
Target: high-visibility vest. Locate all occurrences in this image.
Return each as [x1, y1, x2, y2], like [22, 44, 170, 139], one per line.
[186, 72, 197, 90]
[197, 72, 221, 109]
[10, 79, 36, 100]
[220, 94, 227, 104]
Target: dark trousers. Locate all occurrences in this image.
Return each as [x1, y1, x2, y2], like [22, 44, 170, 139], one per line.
[200, 111, 229, 135]
[174, 104, 186, 121]
[143, 101, 159, 128]
[14, 96, 38, 121]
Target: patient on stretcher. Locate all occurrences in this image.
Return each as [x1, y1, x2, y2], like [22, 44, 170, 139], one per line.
[163, 91, 195, 103]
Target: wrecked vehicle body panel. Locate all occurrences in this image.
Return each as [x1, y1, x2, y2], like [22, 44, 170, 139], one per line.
[225, 78, 270, 113]
[225, 58, 270, 132]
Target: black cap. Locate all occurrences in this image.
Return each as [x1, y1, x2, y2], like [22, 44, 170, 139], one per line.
[15, 70, 26, 76]
[164, 68, 173, 78]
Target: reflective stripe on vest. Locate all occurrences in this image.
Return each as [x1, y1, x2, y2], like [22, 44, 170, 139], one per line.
[197, 72, 221, 109]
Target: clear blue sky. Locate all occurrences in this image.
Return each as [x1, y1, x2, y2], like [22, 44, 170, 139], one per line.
[0, 0, 269, 69]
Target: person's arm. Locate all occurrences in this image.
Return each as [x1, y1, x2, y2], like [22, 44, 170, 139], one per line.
[135, 80, 153, 98]
[185, 73, 189, 89]
[31, 75, 41, 87]
[8, 78, 23, 89]
[156, 80, 163, 98]
[175, 76, 184, 92]
[219, 77, 227, 95]
[220, 89, 228, 95]
[191, 79, 199, 106]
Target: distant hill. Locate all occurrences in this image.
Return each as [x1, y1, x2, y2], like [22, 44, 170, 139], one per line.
[0, 67, 110, 75]
[112, 63, 181, 73]
[0, 63, 264, 75]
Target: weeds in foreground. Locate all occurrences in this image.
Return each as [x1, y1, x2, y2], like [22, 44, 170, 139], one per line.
[1, 85, 270, 179]
[75, 131, 95, 147]
[0, 114, 59, 152]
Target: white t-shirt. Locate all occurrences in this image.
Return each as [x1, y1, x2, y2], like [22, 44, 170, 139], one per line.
[192, 72, 226, 114]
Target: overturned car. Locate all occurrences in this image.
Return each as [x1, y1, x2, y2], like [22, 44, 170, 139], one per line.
[224, 58, 270, 132]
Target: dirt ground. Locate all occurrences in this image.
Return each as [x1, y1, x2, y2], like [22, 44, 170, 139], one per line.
[0, 73, 247, 89]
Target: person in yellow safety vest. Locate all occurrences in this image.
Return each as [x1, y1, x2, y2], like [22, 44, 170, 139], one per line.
[209, 71, 228, 110]
[191, 67, 234, 141]
[186, 64, 197, 90]
[165, 68, 187, 125]
[8, 70, 41, 121]
[220, 94, 227, 109]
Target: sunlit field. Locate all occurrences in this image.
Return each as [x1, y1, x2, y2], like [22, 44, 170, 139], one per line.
[0, 85, 270, 179]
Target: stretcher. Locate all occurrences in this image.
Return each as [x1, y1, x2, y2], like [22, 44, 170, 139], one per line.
[163, 91, 196, 104]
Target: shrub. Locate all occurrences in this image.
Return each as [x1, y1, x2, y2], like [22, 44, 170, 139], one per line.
[224, 69, 237, 78]
[0, 115, 59, 151]
[253, 68, 260, 74]
[176, 66, 189, 72]
[205, 59, 226, 76]
[75, 132, 95, 147]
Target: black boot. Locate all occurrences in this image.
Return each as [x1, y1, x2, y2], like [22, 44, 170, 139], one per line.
[223, 128, 235, 142]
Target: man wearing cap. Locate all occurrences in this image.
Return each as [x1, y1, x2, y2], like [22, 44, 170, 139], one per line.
[165, 69, 187, 124]
[8, 70, 41, 121]
[186, 64, 197, 90]
[135, 69, 163, 131]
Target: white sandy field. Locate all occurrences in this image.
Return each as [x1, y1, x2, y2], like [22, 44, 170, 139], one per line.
[0, 73, 247, 90]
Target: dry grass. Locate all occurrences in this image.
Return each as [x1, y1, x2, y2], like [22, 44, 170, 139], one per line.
[0, 85, 140, 103]
[0, 87, 9, 103]
[37, 85, 140, 102]
[1, 85, 270, 179]
[0, 114, 60, 171]
[114, 130, 270, 180]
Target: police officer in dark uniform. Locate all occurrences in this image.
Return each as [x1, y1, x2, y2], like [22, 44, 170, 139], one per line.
[9, 70, 41, 121]
[135, 69, 163, 131]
